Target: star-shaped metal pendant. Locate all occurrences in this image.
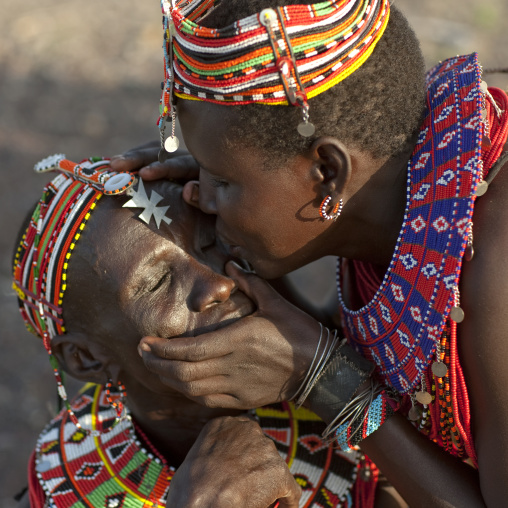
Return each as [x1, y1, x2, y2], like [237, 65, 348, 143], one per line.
[122, 179, 172, 228]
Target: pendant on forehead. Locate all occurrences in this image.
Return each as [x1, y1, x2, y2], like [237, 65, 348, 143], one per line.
[123, 178, 172, 228]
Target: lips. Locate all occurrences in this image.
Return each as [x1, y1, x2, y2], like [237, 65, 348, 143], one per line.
[187, 294, 255, 337]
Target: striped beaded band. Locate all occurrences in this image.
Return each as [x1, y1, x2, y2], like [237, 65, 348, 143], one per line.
[159, 0, 390, 143]
[332, 387, 399, 451]
[12, 156, 141, 431]
[12, 156, 138, 342]
[12, 172, 105, 429]
[13, 174, 102, 341]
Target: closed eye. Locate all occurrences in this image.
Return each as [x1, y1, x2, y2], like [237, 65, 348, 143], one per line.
[150, 271, 171, 292]
[210, 177, 228, 188]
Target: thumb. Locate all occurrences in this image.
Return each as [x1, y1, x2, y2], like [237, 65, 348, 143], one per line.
[276, 482, 302, 508]
[225, 261, 279, 311]
[139, 155, 199, 182]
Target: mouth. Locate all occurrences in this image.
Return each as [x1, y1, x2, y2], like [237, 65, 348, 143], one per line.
[214, 235, 254, 272]
[184, 297, 256, 338]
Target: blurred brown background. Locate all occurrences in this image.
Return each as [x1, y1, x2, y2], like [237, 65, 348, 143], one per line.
[0, 0, 507, 504]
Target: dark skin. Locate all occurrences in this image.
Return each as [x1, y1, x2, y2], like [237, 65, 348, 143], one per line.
[113, 99, 508, 507]
[17, 181, 302, 508]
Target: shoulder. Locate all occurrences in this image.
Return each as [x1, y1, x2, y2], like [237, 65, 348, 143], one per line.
[459, 151, 508, 501]
[460, 151, 508, 385]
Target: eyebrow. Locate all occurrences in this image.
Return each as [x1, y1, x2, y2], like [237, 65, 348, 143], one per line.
[124, 231, 176, 298]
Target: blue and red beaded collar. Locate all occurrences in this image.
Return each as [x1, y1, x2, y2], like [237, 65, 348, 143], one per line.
[338, 53, 485, 394]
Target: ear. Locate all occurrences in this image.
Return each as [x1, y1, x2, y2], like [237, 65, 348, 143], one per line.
[182, 180, 200, 209]
[51, 333, 120, 385]
[308, 136, 352, 201]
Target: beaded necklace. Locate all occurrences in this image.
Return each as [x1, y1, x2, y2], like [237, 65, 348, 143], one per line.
[337, 53, 508, 464]
[34, 384, 361, 507]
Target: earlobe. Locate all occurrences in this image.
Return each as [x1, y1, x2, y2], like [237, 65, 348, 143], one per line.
[182, 180, 201, 209]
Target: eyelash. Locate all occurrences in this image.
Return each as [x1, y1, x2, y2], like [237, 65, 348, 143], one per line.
[210, 178, 228, 188]
[150, 272, 170, 292]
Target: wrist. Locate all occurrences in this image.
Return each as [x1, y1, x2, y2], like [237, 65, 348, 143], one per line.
[304, 340, 374, 424]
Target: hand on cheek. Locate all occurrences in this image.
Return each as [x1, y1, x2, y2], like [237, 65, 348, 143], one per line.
[138, 261, 322, 409]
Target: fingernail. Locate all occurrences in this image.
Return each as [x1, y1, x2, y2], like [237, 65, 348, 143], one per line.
[227, 260, 243, 271]
[138, 342, 151, 355]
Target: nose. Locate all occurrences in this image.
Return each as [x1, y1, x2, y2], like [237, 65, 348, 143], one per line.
[188, 260, 236, 312]
[198, 173, 218, 215]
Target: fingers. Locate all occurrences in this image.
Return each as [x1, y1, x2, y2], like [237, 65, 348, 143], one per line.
[226, 261, 280, 311]
[109, 144, 199, 182]
[110, 146, 160, 171]
[139, 155, 200, 181]
[140, 334, 232, 362]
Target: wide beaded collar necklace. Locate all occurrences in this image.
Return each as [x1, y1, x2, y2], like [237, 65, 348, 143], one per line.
[35, 385, 360, 507]
[337, 53, 485, 394]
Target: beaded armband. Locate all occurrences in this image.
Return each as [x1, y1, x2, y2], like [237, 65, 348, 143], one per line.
[332, 386, 399, 451]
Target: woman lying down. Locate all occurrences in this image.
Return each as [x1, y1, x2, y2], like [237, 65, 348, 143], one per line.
[12, 155, 365, 508]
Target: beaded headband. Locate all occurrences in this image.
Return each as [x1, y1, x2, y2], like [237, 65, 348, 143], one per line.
[158, 0, 390, 156]
[13, 156, 131, 342]
[12, 155, 174, 430]
[13, 154, 174, 342]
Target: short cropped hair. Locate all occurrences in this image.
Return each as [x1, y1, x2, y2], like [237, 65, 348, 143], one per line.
[200, 1, 426, 161]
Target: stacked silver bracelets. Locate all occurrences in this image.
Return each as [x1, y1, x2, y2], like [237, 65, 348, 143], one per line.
[291, 323, 341, 409]
[292, 324, 399, 450]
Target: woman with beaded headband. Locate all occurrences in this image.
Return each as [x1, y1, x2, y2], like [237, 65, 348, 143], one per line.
[106, 0, 508, 506]
[14, 155, 381, 507]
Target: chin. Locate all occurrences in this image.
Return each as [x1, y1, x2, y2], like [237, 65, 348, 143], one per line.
[247, 259, 290, 280]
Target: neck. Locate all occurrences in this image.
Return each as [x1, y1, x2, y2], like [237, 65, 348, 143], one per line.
[329, 140, 415, 267]
[122, 378, 243, 466]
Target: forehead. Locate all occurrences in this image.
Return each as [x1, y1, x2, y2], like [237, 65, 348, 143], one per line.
[178, 100, 260, 168]
[95, 179, 183, 234]
[78, 181, 188, 278]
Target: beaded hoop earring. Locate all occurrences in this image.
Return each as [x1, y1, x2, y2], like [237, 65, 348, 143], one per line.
[104, 379, 130, 430]
[319, 196, 343, 221]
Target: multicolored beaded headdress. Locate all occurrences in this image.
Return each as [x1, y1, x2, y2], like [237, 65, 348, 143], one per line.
[158, 0, 390, 156]
[12, 155, 171, 431]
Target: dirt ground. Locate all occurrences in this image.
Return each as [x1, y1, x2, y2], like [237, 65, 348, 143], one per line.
[1, 0, 507, 504]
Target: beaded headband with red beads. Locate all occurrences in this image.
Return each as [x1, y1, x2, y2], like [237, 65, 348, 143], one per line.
[12, 155, 171, 431]
[158, 0, 390, 158]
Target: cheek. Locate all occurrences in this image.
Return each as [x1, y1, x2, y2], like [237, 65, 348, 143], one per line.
[130, 282, 193, 339]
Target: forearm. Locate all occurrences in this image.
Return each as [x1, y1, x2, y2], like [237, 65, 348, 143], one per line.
[268, 275, 336, 326]
[361, 414, 486, 508]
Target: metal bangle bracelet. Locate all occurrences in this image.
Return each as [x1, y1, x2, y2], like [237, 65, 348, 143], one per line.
[290, 322, 324, 402]
[305, 341, 375, 424]
[294, 328, 340, 408]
